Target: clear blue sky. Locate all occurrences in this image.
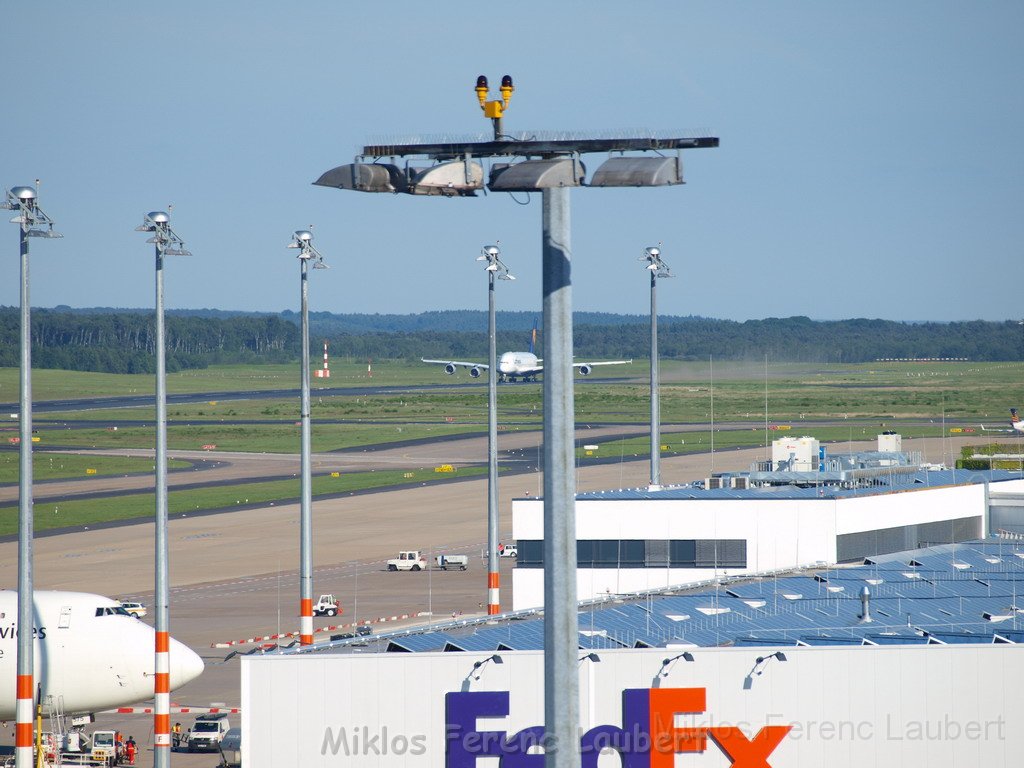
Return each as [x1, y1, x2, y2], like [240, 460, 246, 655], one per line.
[2, 2, 1021, 322]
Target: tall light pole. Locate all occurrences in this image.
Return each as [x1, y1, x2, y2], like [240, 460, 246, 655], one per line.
[2, 184, 61, 768]
[287, 230, 328, 645]
[641, 246, 672, 489]
[135, 210, 190, 768]
[477, 244, 514, 615]
[314, 76, 717, 768]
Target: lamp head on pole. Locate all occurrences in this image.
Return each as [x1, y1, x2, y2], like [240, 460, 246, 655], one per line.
[4, 185, 62, 237]
[478, 243, 515, 281]
[136, 210, 190, 255]
[288, 228, 328, 268]
[640, 243, 672, 278]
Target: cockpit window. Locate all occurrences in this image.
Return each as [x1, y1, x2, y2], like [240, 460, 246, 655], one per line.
[95, 606, 133, 617]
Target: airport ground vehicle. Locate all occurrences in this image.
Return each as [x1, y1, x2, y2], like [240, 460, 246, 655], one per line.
[90, 730, 118, 767]
[499, 544, 518, 558]
[189, 714, 231, 752]
[118, 600, 146, 618]
[313, 594, 342, 617]
[387, 551, 427, 571]
[435, 555, 469, 570]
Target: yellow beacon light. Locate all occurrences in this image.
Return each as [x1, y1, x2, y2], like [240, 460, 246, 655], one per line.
[500, 75, 514, 109]
[476, 75, 490, 110]
[476, 74, 514, 123]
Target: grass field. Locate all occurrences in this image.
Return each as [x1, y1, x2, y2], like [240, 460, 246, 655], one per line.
[0, 359, 1020, 531]
[0, 451, 190, 483]
[0, 465, 488, 536]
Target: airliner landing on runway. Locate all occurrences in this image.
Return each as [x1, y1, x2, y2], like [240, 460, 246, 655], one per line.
[980, 408, 1024, 435]
[0, 590, 204, 719]
[422, 350, 631, 383]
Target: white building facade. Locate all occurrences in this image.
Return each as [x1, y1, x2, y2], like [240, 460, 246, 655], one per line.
[511, 475, 1000, 610]
[243, 644, 1023, 768]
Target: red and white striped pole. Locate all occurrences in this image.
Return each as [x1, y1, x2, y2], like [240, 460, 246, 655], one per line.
[314, 341, 330, 378]
[14, 674, 32, 767]
[154, 630, 171, 749]
[488, 571, 500, 615]
[367, 358, 372, 378]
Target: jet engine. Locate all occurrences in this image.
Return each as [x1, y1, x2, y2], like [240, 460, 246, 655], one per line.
[578, 364, 592, 376]
[444, 363, 457, 375]
[469, 367, 482, 378]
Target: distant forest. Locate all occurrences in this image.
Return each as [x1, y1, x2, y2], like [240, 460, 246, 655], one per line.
[0, 307, 1020, 374]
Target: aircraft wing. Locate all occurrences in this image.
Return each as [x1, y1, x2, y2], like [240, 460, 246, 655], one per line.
[421, 358, 490, 370]
[979, 425, 1013, 433]
[572, 359, 633, 368]
[422, 358, 492, 379]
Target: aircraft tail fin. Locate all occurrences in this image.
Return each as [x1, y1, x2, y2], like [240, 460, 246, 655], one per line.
[1012, 408, 1020, 424]
[529, 321, 538, 355]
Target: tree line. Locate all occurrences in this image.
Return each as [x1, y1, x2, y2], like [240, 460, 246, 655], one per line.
[0, 307, 1020, 374]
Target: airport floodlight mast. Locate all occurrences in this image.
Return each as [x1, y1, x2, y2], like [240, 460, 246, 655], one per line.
[477, 244, 515, 614]
[287, 229, 328, 645]
[135, 210, 190, 768]
[1, 183, 61, 768]
[641, 245, 672, 489]
[313, 75, 718, 768]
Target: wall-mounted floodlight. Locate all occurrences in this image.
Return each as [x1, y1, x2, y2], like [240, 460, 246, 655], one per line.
[659, 651, 695, 676]
[578, 653, 602, 664]
[488, 158, 585, 192]
[590, 156, 683, 187]
[472, 654, 504, 679]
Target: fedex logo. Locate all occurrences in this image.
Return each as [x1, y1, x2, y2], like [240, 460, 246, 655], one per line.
[446, 689, 790, 768]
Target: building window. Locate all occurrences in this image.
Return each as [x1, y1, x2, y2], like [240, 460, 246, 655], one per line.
[516, 539, 746, 569]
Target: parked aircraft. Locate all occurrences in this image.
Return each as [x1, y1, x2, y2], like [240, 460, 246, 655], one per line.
[0, 590, 204, 719]
[980, 408, 1024, 435]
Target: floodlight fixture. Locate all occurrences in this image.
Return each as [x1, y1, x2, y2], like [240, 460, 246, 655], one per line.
[288, 229, 328, 269]
[753, 651, 789, 676]
[578, 653, 602, 664]
[3, 185, 63, 239]
[590, 155, 683, 187]
[641, 244, 672, 279]
[472, 653, 504, 679]
[658, 651, 695, 677]
[479, 243, 515, 281]
[135, 211, 191, 257]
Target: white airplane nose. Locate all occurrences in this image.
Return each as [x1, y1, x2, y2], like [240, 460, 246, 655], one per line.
[169, 638, 205, 689]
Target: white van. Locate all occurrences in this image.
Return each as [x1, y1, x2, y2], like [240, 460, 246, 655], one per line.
[188, 714, 231, 752]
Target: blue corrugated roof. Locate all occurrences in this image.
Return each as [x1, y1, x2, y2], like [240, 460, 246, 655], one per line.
[333, 538, 1024, 655]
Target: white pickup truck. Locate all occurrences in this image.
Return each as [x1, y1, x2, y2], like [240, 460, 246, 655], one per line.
[435, 554, 469, 571]
[387, 551, 428, 571]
